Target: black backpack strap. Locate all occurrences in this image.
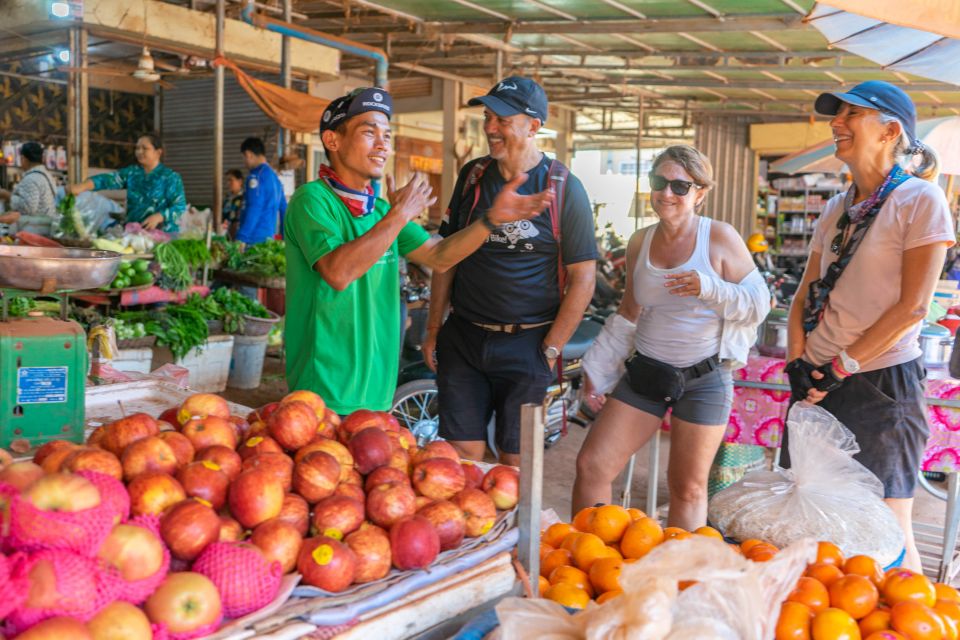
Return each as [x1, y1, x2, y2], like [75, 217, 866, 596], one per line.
[462, 156, 494, 227]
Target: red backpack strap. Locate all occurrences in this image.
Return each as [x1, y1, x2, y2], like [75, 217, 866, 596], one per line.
[546, 159, 571, 437]
[462, 156, 494, 227]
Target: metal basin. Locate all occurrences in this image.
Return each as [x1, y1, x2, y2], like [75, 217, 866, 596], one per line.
[0, 245, 121, 292]
[757, 308, 789, 358]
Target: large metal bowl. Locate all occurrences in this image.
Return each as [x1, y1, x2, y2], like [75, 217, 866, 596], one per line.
[0, 245, 122, 292]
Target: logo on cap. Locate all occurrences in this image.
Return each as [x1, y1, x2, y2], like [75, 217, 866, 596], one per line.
[524, 108, 538, 115]
[373, 92, 383, 102]
[322, 111, 332, 122]
[497, 82, 518, 92]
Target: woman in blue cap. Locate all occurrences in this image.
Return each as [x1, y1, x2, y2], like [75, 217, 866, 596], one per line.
[785, 80, 954, 571]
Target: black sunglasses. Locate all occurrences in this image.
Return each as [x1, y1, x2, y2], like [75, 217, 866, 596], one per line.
[650, 175, 700, 196]
[830, 213, 851, 255]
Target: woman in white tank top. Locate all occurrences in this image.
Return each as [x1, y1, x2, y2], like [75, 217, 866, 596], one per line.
[574, 145, 769, 530]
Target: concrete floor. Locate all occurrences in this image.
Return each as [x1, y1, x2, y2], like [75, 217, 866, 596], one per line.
[226, 353, 956, 578]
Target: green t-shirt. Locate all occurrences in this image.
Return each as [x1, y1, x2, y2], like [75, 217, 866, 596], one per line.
[284, 180, 430, 415]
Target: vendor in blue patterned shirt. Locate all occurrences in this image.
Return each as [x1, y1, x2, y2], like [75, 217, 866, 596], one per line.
[70, 134, 187, 232]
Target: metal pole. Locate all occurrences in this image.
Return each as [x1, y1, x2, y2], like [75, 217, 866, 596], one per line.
[214, 0, 225, 231]
[518, 403, 544, 594]
[633, 99, 644, 229]
[646, 429, 660, 516]
[279, 0, 291, 159]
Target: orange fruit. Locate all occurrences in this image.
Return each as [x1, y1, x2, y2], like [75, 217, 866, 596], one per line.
[543, 582, 590, 609]
[936, 598, 960, 625]
[602, 545, 623, 560]
[620, 517, 664, 559]
[596, 589, 623, 604]
[741, 538, 766, 554]
[549, 565, 594, 597]
[537, 575, 550, 595]
[811, 607, 860, 640]
[588, 557, 622, 594]
[829, 574, 880, 620]
[807, 563, 845, 587]
[859, 609, 892, 636]
[844, 555, 885, 588]
[587, 505, 632, 544]
[883, 570, 937, 607]
[560, 532, 583, 552]
[816, 541, 845, 567]
[663, 527, 691, 541]
[626, 508, 646, 521]
[891, 600, 947, 640]
[571, 532, 608, 572]
[776, 601, 813, 640]
[543, 523, 576, 548]
[539, 543, 555, 563]
[572, 507, 595, 532]
[541, 548, 572, 578]
[938, 584, 960, 603]
[694, 525, 724, 540]
[863, 632, 907, 640]
[939, 609, 960, 640]
[788, 577, 831, 613]
[747, 543, 779, 562]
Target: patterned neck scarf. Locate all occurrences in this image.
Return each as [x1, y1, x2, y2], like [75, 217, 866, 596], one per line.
[844, 167, 898, 224]
[318, 164, 376, 217]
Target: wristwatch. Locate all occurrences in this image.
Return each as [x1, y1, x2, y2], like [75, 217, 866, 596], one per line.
[838, 349, 861, 374]
[543, 345, 561, 360]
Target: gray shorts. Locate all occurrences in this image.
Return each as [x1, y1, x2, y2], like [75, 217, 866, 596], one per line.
[610, 366, 734, 426]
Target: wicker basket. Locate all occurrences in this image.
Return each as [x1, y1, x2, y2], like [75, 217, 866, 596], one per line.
[207, 319, 225, 335]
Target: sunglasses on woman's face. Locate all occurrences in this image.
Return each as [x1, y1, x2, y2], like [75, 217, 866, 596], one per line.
[650, 175, 699, 196]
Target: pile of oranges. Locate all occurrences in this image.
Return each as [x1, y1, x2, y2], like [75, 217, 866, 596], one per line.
[777, 540, 960, 640]
[538, 505, 728, 609]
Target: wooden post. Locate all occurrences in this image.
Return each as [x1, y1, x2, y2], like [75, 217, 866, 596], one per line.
[67, 27, 88, 183]
[518, 403, 544, 594]
[213, 0, 225, 231]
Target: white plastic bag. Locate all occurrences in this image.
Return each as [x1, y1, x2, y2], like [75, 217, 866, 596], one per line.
[708, 402, 905, 566]
[495, 597, 585, 640]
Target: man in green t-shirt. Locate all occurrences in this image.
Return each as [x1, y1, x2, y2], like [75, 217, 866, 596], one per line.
[285, 87, 554, 415]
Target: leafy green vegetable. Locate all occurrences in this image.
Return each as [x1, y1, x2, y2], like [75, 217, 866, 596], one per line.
[210, 287, 269, 334]
[168, 239, 212, 270]
[240, 239, 286, 278]
[146, 305, 208, 361]
[156, 242, 192, 291]
[56, 193, 87, 239]
[182, 292, 224, 320]
[7, 297, 35, 317]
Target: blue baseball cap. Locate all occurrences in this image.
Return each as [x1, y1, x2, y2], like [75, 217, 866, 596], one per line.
[815, 80, 918, 146]
[320, 87, 392, 133]
[468, 76, 549, 124]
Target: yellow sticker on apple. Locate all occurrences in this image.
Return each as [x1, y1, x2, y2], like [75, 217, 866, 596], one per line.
[312, 544, 334, 566]
[480, 521, 493, 535]
[400, 439, 409, 450]
[201, 460, 221, 471]
[246, 436, 264, 447]
[462, 460, 473, 466]
[194, 497, 213, 508]
[323, 528, 343, 541]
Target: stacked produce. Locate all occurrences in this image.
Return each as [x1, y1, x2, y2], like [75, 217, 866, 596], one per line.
[103, 259, 153, 291]
[213, 238, 285, 280]
[0, 388, 517, 638]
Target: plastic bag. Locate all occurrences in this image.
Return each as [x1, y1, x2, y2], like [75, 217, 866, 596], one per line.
[709, 402, 905, 566]
[495, 598, 585, 640]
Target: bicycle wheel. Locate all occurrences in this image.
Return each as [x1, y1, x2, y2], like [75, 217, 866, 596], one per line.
[391, 379, 440, 447]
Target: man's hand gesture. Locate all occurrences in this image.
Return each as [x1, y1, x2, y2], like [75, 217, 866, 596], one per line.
[386, 172, 437, 223]
[487, 173, 555, 226]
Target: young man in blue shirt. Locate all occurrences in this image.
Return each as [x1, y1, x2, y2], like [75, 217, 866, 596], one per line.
[237, 137, 286, 247]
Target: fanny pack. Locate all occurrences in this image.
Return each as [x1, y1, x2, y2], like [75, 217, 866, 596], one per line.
[624, 352, 719, 404]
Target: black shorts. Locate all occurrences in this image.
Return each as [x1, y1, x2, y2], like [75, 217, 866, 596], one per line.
[781, 358, 929, 499]
[436, 314, 554, 455]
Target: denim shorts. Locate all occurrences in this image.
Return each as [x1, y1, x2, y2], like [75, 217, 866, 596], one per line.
[609, 365, 734, 426]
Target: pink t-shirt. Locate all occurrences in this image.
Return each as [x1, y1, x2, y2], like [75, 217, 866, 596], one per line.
[804, 177, 955, 372]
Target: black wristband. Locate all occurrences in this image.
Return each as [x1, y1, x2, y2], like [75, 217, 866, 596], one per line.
[812, 363, 845, 393]
[479, 211, 498, 232]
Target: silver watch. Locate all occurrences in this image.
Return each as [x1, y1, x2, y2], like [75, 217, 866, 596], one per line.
[839, 349, 861, 374]
[544, 345, 561, 360]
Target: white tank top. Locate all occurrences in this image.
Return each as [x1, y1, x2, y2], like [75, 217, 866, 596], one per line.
[633, 216, 723, 367]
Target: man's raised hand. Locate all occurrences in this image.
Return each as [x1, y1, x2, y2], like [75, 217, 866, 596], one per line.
[487, 172, 555, 226]
[389, 172, 437, 223]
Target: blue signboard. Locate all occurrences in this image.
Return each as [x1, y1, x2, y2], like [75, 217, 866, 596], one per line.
[17, 367, 68, 404]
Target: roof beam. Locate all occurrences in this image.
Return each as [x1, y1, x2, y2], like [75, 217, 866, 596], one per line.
[523, 0, 577, 21]
[611, 33, 657, 53]
[749, 31, 789, 51]
[597, 0, 646, 20]
[677, 33, 723, 51]
[623, 78, 950, 90]
[685, 0, 724, 19]
[444, 0, 511, 22]
[424, 13, 803, 35]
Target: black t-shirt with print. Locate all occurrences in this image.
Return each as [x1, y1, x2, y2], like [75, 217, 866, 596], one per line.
[439, 155, 597, 324]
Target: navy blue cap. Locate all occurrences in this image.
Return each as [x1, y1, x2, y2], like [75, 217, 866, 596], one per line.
[468, 76, 549, 124]
[815, 80, 918, 147]
[320, 87, 392, 133]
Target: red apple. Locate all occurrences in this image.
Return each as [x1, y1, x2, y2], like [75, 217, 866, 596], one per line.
[242, 451, 294, 491]
[97, 522, 166, 581]
[348, 427, 393, 475]
[345, 524, 392, 583]
[365, 482, 416, 528]
[177, 393, 231, 425]
[15, 617, 92, 640]
[195, 445, 241, 481]
[267, 401, 318, 451]
[158, 406, 181, 428]
[144, 572, 222, 634]
[246, 420, 268, 439]
[128, 472, 186, 517]
[412, 440, 461, 466]
[344, 468, 363, 486]
[414, 496, 434, 511]
[23, 473, 100, 512]
[339, 409, 388, 442]
[237, 434, 284, 460]
[86, 427, 107, 448]
[228, 468, 284, 529]
[33, 439, 77, 466]
[482, 465, 520, 510]
[293, 451, 340, 503]
[34, 440, 80, 473]
[461, 461, 485, 490]
[281, 390, 326, 420]
[218, 515, 244, 542]
[277, 493, 310, 536]
[250, 519, 303, 574]
[334, 483, 366, 504]
[0, 460, 44, 490]
[102, 414, 159, 456]
[181, 416, 238, 451]
[388, 427, 417, 452]
[417, 499, 467, 551]
[386, 445, 411, 475]
[379, 412, 401, 432]
[297, 536, 357, 592]
[390, 515, 440, 570]
[228, 415, 249, 440]
[160, 498, 220, 561]
[157, 431, 195, 468]
[364, 466, 410, 492]
[412, 457, 466, 501]
[316, 413, 338, 440]
[453, 489, 497, 537]
[88, 601, 152, 640]
[295, 439, 353, 480]
[120, 436, 177, 481]
[311, 495, 364, 540]
[246, 401, 280, 425]
[177, 460, 231, 511]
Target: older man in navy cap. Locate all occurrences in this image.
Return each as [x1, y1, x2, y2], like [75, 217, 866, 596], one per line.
[424, 76, 598, 466]
[284, 87, 552, 416]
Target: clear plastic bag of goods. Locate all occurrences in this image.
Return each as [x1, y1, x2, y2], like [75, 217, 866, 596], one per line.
[493, 598, 585, 640]
[708, 402, 905, 566]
